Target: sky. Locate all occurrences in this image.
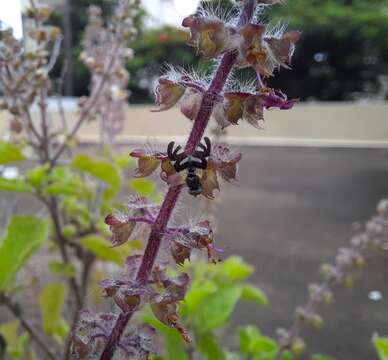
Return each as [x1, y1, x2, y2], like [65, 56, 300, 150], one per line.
[0, 0, 23, 38]
[0, 0, 201, 37]
[143, 0, 201, 27]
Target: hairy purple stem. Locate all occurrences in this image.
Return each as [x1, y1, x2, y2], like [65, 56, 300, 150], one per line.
[99, 2, 256, 358]
[136, 185, 183, 283]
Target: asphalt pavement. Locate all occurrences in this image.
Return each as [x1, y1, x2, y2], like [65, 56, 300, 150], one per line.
[212, 145, 388, 360]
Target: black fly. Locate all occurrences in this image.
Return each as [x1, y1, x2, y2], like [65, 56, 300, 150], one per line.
[167, 137, 211, 197]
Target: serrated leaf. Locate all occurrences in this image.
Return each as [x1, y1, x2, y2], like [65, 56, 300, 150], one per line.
[0, 216, 48, 290]
[72, 154, 121, 198]
[221, 256, 254, 281]
[193, 284, 242, 331]
[373, 335, 388, 360]
[39, 283, 67, 336]
[80, 235, 122, 265]
[197, 332, 225, 360]
[0, 177, 33, 193]
[129, 178, 156, 197]
[0, 142, 25, 164]
[241, 285, 269, 306]
[144, 314, 189, 360]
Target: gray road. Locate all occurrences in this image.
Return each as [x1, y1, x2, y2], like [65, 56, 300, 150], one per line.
[213, 146, 388, 360]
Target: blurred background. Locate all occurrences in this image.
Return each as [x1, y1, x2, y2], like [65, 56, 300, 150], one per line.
[2, 0, 388, 102]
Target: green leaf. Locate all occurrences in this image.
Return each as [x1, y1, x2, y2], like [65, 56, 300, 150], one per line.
[252, 337, 278, 360]
[0, 177, 33, 193]
[0, 142, 25, 164]
[144, 314, 189, 360]
[129, 178, 156, 197]
[26, 165, 49, 188]
[45, 166, 92, 199]
[113, 153, 135, 170]
[239, 326, 278, 359]
[221, 256, 254, 281]
[193, 284, 242, 331]
[0, 216, 49, 291]
[197, 332, 225, 360]
[80, 235, 122, 265]
[72, 154, 121, 198]
[53, 318, 70, 343]
[0, 320, 29, 359]
[311, 355, 335, 360]
[241, 285, 269, 306]
[39, 283, 67, 336]
[239, 326, 262, 355]
[281, 351, 294, 360]
[181, 279, 217, 316]
[373, 335, 388, 360]
[48, 261, 76, 278]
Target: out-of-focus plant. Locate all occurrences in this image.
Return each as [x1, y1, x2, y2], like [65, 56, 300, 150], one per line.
[0, 1, 139, 359]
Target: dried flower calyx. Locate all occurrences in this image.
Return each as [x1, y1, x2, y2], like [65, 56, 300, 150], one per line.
[105, 196, 159, 246]
[72, 311, 156, 359]
[130, 140, 242, 199]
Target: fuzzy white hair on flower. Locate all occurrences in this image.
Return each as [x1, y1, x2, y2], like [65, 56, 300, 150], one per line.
[197, 0, 239, 27]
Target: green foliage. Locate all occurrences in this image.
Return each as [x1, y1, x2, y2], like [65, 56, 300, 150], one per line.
[0, 142, 25, 164]
[0, 178, 34, 193]
[0, 320, 29, 359]
[197, 332, 225, 360]
[145, 313, 189, 360]
[26, 165, 49, 188]
[191, 284, 242, 332]
[373, 335, 388, 360]
[0, 216, 49, 291]
[129, 178, 157, 197]
[72, 154, 122, 198]
[38, 283, 67, 338]
[45, 166, 93, 199]
[241, 284, 269, 306]
[80, 235, 122, 265]
[221, 256, 254, 281]
[79, 235, 142, 265]
[146, 257, 271, 360]
[239, 326, 279, 360]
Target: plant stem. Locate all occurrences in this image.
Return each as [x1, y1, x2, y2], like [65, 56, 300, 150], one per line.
[51, 41, 120, 165]
[47, 198, 82, 308]
[0, 294, 57, 360]
[98, 2, 257, 359]
[136, 185, 184, 283]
